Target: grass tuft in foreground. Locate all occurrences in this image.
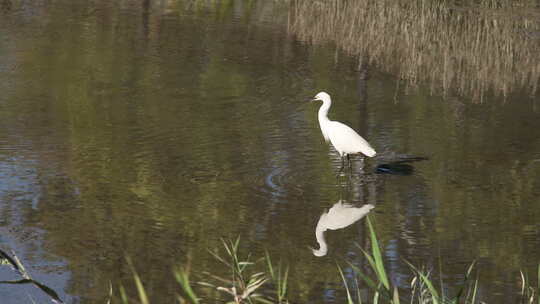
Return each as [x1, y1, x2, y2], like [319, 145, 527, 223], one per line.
[339, 216, 479, 304]
[89, 221, 540, 303]
[172, 238, 288, 304]
[117, 222, 540, 303]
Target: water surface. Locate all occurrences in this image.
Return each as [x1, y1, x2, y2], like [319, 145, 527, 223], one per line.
[1, 1, 540, 303]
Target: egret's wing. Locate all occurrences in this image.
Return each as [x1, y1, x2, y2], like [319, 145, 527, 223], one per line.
[315, 211, 330, 231]
[325, 203, 375, 230]
[328, 121, 376, 157]
[348, 204, 375, 221]
[313, 203, 374, 257]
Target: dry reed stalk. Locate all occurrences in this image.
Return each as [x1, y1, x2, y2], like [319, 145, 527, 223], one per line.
[289, 0, 540, 102]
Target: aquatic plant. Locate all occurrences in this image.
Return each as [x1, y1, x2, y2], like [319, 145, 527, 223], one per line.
[173, 238, 289, 304]
[339, 216, 479, 304]
[519, 266, 540, 304]
[3, 231, 540, 303]
[93, 225, 540, 303]
[198, 238, 271, 303]
[117, 238, 288, 303]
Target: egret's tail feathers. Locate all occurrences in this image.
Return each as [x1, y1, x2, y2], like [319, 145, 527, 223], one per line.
[364, 148, 377, 158]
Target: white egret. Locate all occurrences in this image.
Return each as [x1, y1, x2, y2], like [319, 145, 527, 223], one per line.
[312, 92, 376, 174]
[312, 200, 374, 257]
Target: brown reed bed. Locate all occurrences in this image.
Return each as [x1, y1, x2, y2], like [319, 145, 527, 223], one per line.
[288, 0, 540, 101]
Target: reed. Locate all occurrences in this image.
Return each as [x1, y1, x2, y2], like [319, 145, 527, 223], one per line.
[341, 216, 491, 304]
[4, 235, 540, 303]
[200, 238, 270, 303]
[264, 251, 289, 304]
[117, 239, 279, 304]
[288, 0, 540, 101]
[519, 265, 540, 304]
[174, 238, 289, 304]
[175, 268, 200, 304]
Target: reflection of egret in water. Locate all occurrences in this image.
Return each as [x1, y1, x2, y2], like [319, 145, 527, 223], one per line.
[312, 200, 375, 257]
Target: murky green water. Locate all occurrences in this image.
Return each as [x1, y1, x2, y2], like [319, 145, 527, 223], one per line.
[1, 1, 540, 303]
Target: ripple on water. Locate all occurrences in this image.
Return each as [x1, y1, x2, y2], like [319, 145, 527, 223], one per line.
[245, 157, 359, 203]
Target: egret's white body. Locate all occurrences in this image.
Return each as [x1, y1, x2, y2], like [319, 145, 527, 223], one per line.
[312, 200, 375, 257]
[313, 92, 376, 158]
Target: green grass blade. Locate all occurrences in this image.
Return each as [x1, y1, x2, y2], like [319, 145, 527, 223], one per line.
[358, 245, 393, 297]
[393, 286, 400, 304]
[521, 270, 527, 296]
[280, 266, 289, 300]
[233, 237, 240, 251]
[537, 264, 540, 304]
[454, 261, 476, 303]
[347, 262, 382, 295]
[208, 249, 230, 267]
[222, 239, 233, 257]
[265, 251, 288, 302]
[337, 264, 354, 304]
[366, 216, 390, 290]
[405, 261, 440, 304]
[238, 253, 252, 273]
[119, 285, 128, 304]
[264, 251, 275, 279]
[354, 276, 362, 304]
[126, 257, 149, 304]
[133, 272, 149, 304]
[373, 289, 380, 304]
[466, 261, 476, 277]
[253, 297, 274, 304]
[470, 278, 478, 304]
[347, 262, 392, 300]
[243, 278, 267, 298]
[174, 268, 200, 304]
[358, 247, 378, 275]
[106, 281, 112, 304]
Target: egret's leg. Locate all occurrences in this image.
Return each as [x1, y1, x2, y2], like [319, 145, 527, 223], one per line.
[336, 155, 345, 177]
[347, 154, 352, 173]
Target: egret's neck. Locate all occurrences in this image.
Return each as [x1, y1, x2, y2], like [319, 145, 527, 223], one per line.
[318, 99, 331, 123]
[312, 227, 328, 257]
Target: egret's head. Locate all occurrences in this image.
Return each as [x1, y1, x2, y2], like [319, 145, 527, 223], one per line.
[312, 91, 331, 102]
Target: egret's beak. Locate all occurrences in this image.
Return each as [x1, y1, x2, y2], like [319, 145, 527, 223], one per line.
[311, 97, 319, 102]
